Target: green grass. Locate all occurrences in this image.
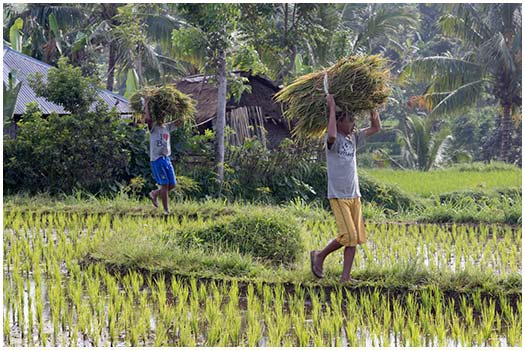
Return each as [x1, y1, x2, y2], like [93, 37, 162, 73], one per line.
[4, 196, 522, 347]
[5, 184, 520, 226]
[364, 165, 521, 197]
[8, 197, 512, 295]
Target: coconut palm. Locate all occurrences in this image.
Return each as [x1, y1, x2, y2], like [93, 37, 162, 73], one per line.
[69, 3, 184, 93]
[111, 4, 186, 95]
[400, 3, 521, 162]
[396, 114, 453, 171]
[341, 3, 420, 58]
[238, 4, 340, 83]
[3, 3, 85, 64]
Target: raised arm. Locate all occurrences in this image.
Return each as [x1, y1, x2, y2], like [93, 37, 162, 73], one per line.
[326, 94, 337, 144]
[165, 119, 181, 132]
[363, 110, 381, 137]
[143, 97, 153, 130]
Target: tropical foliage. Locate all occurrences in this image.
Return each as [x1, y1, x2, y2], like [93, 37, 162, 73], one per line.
[396, 114, 452, 170]
[3, 71, 22, 136]
[2, 3, 522, 199]
[400, 4, 521, 162]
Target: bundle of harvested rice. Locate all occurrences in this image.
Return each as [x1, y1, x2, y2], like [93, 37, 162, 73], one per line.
[274, 55, 391, 138]
[130, 85, 196, 125]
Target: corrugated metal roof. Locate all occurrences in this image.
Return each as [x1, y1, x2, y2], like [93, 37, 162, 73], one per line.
[3, 46, 133, 116]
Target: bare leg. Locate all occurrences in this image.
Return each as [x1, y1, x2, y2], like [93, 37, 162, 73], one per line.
[159, 184, 170, 212]
[341, 246, 356, 282]
[314, 239, 343, 273]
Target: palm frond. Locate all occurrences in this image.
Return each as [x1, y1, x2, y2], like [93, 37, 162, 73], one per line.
[155, 55, 188, 80]
[354, 6, 419, 51]
[142, 44, 160, 70]
[451, 4, 493, 41]
[426, 79, 487, 117]
[500, 4, 520, 32]
[45, 5, 86, 30]
[393, 127, 417, 163]
[144, 14, 183, 52]
[400, 56, 483, 91]
[438, 14, 485, 46]
[427, 128, 452, 170]
[479, 32, 517, 76]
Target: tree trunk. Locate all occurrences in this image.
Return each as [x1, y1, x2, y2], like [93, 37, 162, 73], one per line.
[106, 41, 117, 91]
[499, 104, 513, 162]
[136, 54, 144, 87]
[215, 49, 227, 185]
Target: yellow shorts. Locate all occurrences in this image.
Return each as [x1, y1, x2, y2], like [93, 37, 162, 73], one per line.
[329, 197, 367, 247]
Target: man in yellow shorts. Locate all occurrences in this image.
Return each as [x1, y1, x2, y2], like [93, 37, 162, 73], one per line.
[310, 94, 381, 283]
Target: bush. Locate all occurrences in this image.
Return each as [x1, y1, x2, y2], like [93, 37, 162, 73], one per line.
[4, 56, 154, 195]
[28, 57, 99, 116]
[504, 208, 522, 226]
[180, 136, 422, 211]
[171, 210, 302, 265]
[4, 102, 149, 195]
[186, 136, 327, 203]
[419, 193, 521, 225]
[451, 161, 520, 172]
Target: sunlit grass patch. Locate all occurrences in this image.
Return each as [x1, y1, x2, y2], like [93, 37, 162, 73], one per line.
[364, 164, 521, 197]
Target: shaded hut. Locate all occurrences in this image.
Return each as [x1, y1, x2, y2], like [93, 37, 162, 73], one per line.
[176, 71, 290, 149]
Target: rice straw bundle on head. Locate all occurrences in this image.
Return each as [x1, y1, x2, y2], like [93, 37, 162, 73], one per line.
[275, 55, 391, 138]
[130, 85, 196, 125]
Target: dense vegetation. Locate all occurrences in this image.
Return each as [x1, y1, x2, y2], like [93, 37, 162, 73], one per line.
[3, 3, 522, 200]
[2, 3, 522, 348]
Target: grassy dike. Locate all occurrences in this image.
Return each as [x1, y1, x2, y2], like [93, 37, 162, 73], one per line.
[5, 196, 521, 299]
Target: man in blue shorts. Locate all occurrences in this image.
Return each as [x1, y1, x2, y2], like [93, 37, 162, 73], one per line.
[144, 98, 178, 215]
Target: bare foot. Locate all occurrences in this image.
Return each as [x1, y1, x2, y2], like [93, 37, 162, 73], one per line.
[148, 191, 158, 208]
[310, 251, 324, 278]
[340, 277, 360, 284]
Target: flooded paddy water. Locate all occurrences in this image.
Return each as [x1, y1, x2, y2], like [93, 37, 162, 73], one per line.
[3, 209, 522, 346]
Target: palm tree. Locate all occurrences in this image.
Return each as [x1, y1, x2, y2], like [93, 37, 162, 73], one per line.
[70, 4, 184, 93]
[341, 3, 420, 57]
[400, 4, 521, 162]
[112, 4, 186, 95]
[238, 4, 340, 83]
[3, 4, 85, 64]
[171, 4, 241, 185]
[396, 114, 452, 170]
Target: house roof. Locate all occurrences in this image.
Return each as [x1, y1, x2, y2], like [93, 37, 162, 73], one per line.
[3, 46, 132, 116]
[176, 72, 283, 126]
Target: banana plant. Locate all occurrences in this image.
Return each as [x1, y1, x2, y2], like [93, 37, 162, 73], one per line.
[395, 114, 453, 170]
[3, 71, 22, 138]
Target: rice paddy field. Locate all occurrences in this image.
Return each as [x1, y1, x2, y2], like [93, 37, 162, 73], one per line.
[3, 196, 522, 347]
[364, 166, 521, 197]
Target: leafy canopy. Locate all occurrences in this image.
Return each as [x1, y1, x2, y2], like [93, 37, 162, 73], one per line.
[28, 57, 99, 116]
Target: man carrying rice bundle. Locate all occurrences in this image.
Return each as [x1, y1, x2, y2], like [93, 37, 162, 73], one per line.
[132, 85, 195, 216]
[143, 97, 180, 216]
[310, 94, 381, 283]
[275, 55, 388, 283]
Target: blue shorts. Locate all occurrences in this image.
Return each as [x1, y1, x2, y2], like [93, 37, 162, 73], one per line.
[151, 156, 176, 186]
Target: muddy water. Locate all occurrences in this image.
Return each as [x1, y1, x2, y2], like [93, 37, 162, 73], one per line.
[4, 270, 519, 347]
[3, 214, 521, 347]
